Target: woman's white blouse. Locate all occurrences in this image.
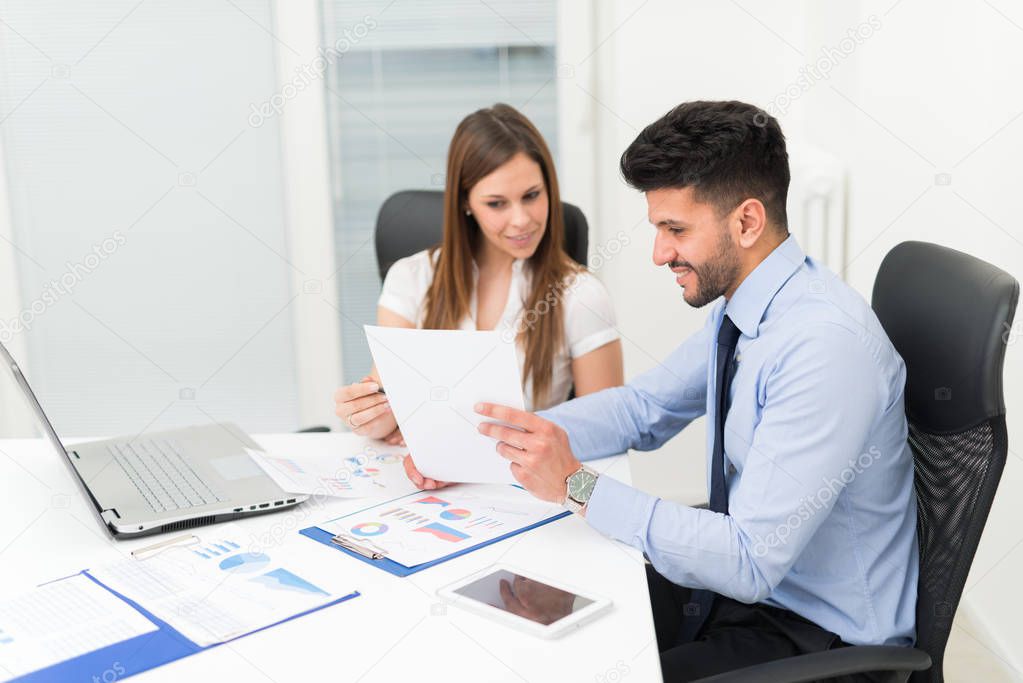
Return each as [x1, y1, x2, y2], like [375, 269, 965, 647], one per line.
[377, 249, 619, 410]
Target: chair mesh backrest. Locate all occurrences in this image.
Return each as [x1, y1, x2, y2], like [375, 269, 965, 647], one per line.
[873, 241, 1018, 683]
[908, 418, 1007, 683]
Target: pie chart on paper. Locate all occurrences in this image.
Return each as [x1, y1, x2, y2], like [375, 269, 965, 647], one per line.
[351, 522, 388, 537]
[219, 552, 271, 573]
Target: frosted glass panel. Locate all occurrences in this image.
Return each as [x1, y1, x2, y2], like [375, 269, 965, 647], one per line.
[0, 0, 300, 437]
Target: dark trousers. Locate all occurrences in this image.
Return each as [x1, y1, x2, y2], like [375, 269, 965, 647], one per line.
[646, 565, 886, 682]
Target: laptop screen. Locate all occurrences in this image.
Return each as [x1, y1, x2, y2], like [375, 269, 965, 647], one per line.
[0, 340, 71, 460]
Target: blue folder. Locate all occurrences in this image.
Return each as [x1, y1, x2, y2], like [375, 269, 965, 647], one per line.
[11, 570, 359, 682]
[300, 493, 571, 577]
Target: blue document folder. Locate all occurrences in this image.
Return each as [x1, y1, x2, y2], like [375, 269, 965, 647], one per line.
[11, 571, 359, 682]
[300, 491, 570, 578]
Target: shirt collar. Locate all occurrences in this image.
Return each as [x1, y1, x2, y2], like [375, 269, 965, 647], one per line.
[724, 235, 806, 339]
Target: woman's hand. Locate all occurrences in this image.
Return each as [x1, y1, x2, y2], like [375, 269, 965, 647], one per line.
[334, 377, 397, 440]
[383, 426, 406, 446]
[403, 454, 450, 490]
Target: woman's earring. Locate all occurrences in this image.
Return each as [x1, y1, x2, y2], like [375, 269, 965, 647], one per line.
[465, 210, 471, 216]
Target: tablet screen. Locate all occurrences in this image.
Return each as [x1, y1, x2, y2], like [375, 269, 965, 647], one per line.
[452, 569, 594, 626]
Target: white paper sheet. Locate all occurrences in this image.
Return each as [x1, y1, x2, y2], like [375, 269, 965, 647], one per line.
[318, 484, 562, 567]
[364, 325, 524, 484]
[0, 573, 158, 678]
[89, 524, 349, 647]
[244, 434, 417, 498]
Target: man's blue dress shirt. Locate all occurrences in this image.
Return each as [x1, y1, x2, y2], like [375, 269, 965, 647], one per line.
[541, 236, 918, 646]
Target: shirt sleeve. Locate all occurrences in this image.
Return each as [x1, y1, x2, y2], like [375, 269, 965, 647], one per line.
[537, 308, 714, 459]
[377, 252, 430, 325]
[562, 272, 620, 358]
[583, 322, 885, 604]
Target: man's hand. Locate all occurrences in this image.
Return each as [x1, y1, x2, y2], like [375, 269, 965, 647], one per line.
[475, 403, 580, 503]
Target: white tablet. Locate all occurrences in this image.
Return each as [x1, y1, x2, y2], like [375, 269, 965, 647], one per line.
[437, 564, 612, 639]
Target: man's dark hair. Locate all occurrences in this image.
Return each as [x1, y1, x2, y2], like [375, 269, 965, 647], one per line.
[620, 101, 790, 231]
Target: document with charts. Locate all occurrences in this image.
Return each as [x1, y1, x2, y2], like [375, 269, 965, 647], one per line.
[88, 524, 354, 647]
[247, 433, 417, 498]
[318, 484, 563, 567]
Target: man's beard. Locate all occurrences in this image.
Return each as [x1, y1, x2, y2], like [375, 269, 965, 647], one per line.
[671, 230, 741, 308]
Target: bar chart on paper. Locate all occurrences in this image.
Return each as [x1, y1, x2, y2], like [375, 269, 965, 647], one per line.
[191, 539, 242, 559]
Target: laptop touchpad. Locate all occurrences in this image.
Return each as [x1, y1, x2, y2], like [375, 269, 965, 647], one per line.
[211, 453, 264, 480]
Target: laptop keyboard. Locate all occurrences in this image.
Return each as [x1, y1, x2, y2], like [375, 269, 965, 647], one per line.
[109, 439, 227, 513]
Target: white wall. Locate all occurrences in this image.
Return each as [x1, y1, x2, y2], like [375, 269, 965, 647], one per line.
[576, 0, 811, 503]
[801, 0, 1023, 668]
[577, 0, 1023, 670]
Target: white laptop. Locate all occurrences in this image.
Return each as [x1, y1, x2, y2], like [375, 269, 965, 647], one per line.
[1, 341, 307, 539]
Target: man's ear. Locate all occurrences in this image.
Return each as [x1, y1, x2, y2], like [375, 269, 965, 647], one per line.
[735, 199, 768, 249]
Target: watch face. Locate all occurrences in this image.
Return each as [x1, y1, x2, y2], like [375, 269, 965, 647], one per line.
[568, 470, 597, 502]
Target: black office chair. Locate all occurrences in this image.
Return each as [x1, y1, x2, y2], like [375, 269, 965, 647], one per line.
[374, 189, 589, 281]
[698, 241, 1019, 683]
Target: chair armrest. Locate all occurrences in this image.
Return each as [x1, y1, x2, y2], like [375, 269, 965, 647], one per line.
[295, 426, 331, 433]
[694, 645, 931, 683]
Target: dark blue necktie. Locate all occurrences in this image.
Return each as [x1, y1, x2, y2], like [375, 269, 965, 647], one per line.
[678, 314, 741, 643]
[709, 314, 741, 514]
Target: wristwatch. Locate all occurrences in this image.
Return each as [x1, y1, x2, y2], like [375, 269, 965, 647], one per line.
[564, 465, 599, 514]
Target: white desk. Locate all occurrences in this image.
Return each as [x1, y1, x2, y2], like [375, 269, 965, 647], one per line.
[0, 435, 662, 683]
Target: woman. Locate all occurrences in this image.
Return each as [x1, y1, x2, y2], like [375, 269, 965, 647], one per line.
[334, 103, 623, 485]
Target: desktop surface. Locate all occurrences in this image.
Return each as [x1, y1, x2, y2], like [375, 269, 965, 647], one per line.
[0, 434, 661, 683]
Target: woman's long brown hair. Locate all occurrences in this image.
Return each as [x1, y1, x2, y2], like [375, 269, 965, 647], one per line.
[423, 103, 580, 409]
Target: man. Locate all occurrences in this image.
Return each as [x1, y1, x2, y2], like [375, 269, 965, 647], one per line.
[461, 101, 919, 680]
